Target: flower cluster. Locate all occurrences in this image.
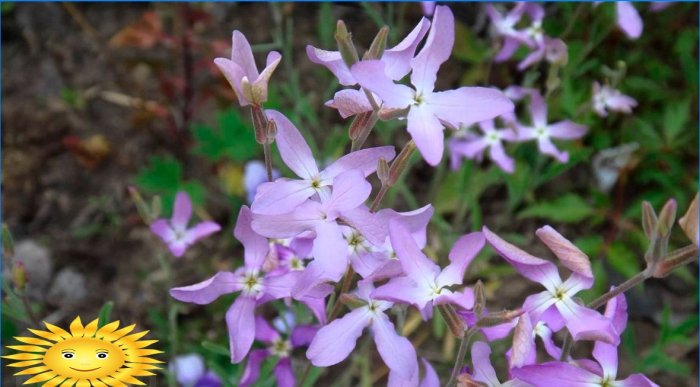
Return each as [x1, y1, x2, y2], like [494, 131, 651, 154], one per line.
[147, 3, 674, 386]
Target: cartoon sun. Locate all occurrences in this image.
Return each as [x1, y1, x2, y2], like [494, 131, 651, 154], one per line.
[3, 316, 163, 386]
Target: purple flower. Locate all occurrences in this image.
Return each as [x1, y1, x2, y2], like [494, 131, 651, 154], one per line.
[349, 204, 434, 280]
[307, 18, 431, 87]
[372, 219, 485, 318]
[150, 192, 221, 257]
[170, 206, 330, 363]
[252, 170, 384, 296]
[449, 119, 518, 173]
[511, 293, 659, 387]
[508, 87, 587, 163]
[240, 314, 318, 387]
[483, 225, 618, 344]
[421, 2, 436, 18]
[307, 280, 419, 381]
[388, 358, 440, 387]
[169, 353, 223, 387]
[485, 3, 544, 63]
[351, 5, 514, 166]
[244, 160, 280, 204]
[250, 109, 395, 215]
[592, 82, 637, 117]
[214, 31, 281, 106]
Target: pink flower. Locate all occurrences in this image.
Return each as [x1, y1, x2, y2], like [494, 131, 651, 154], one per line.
[250, 110, 395, 215]
[306, 280, 419, 382]
[352, 6, 513, 166]
[214, 31, 282, 106]
[507, 87, 587, 163]
[371, 219, 485, 319]
[592, 82, 638, 117]
[449, 118, 519, 173]
[483, 226, 618, 345]
[150, 191, 221, 257]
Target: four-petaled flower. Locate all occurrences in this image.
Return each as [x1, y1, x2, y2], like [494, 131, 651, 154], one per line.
[151, 191, 221, 257]
[351, 5, 514, 166]
[592, 82, 638, 117]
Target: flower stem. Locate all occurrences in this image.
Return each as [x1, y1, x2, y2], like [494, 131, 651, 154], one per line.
[263, 141, 273, 181]
[328, 267, 356, 321]
[447, 327, 477, 387]
[369, 140, 416, 211]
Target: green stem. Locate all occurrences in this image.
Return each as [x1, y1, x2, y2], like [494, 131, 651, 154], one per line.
[447, 327, 478, 387]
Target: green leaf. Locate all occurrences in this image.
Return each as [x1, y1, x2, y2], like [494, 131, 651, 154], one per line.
[607, 242, 641, 279]
[135, 156, 182, 192]
[518, 194, 594, 223]
[97, 301, 114, 328]
[662, 99, 690, 147]
[202, 341, 231, 357]
[192, 109, 259, 162]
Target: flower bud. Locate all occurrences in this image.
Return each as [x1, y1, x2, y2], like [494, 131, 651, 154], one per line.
[388, 140, 417, 186]
[338, 293, 366, 309]
[644, 199, 677, 270]
[12, 262, 26, 292]
[438, 304, 465, 336]
[476, 308, 524, 328]
[335, 20, 359, 68]
[364, 26, 389, 60]
[679, 193, 699, 247]
[240, 76, 255, 105]
[348, 111, 377, 143]
[377, 158, 390, 186]
[250, 106, 268, 145]
[378, 106, 410, 121]
[473, 280, 485, 319]
[265, 118, 277, 145]
[641, 201, 658, 240]
[657, 199, 677, 238]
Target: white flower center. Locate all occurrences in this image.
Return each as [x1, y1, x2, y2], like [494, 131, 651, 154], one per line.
[535, 126, 549, 139]
[485, 131, 501, 145]
[270, 339, 292, 357]
[289, 257, 304, 271]
[242, 270, 263, 296]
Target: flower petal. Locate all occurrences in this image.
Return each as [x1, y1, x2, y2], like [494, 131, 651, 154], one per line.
[274, 358, 295, 387]
[185, 221, 221, 246]
[510, 361, 599, 386]
[548, 121, 588, 140]
[436, 232, 485, 288]
[291, 325, 319, 348]
[250, 179, 316, 215]
[306, 45, 356, 86]
[235, 206, 269, 269]
[483, 226, 561, 291]
[214, 58, 249, 106]
[312, 222, 350, 281]
[427, 87, 514, 128]
[266, 109, 319, 179]
[510, 315, 536, 368]
[410, 5, 454, 93]
[371, 313, 419, 379]
[434, 287, 474, 310]
[383, 17, 431, 80]
[489, 141, 515, 173]
[254, 316, 279, 344]
[351, 60, 415, 108]
[389, 219, 441, 290]
[324, 170, 372, 213]
[251, 201, 323, 239]
[239, 349, 268, 387]
[325, 89, 373, 119]
[172, 191, 193, 230]
[231, 31, 259, 80]
[616, 374, 659, 387]
[407, 104, 445, 166]
[372, 277, 433, 309]
[170, 271, 242, 305]
[556, 298, 618, 345]
[616, 2, 643, 39]
[342, 206, 385, 246]
[419, 358, 440, 387]
[322, 146, 396, 180]
[307, 307, 371, 366]
[537, 136, 569, 163]
[251, 51, 281, 104]
[471, 341, 501, 386]
[226, 296, 257, 363]
[535, 225, 593, 282]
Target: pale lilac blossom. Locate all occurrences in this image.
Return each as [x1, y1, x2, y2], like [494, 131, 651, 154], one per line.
[306, 280, 419, 382]
[508, 87, 587, 163]
[214, 31, 281, 106]
[250, 109, 395, 215]
[449, 119, 518, 173]
[615, 2, 643, 40]
[372, 219, 485, 319]
[170, 207, 330, 363]
[483, 225, 618, 344]
[468, 341, 529, 387]
[592, 82, 637, 117]
[150, 191, 221, 257]
[511, 293, 659, 387]
[485, 3, 544, 64]
[240, 314, 318, 387]
[352, 5, 514, 166]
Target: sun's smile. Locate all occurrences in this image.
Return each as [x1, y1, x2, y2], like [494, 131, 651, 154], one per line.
[3, 316, 163, 385]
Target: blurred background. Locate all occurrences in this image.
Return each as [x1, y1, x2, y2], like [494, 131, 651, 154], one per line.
[2, 2, 698, 386]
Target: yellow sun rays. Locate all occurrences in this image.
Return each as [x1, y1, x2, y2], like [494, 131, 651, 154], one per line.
[3, 316, 163, 386]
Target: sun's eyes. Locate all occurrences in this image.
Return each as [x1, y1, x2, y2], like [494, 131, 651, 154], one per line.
[96, 352, 109, 359]
[62, 353, 74, 359]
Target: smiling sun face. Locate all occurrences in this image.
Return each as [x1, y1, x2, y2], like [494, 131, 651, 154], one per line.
[3, 317, 162, 386]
